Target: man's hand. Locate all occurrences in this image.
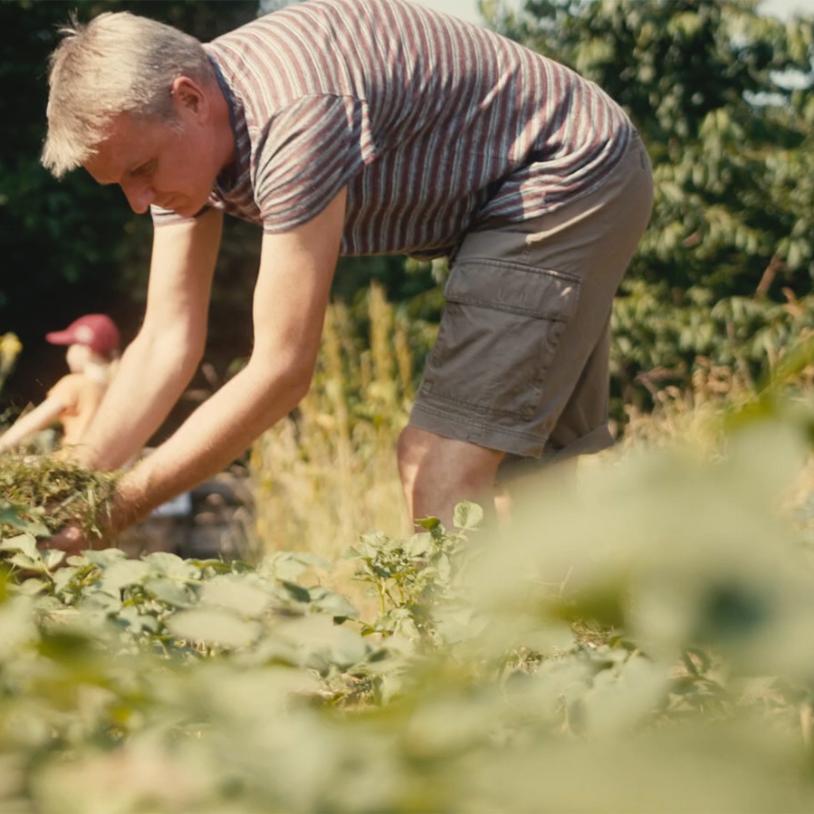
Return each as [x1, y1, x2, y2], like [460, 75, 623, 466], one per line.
[41, 524, 91, 556]
[41, 482, 142, 555]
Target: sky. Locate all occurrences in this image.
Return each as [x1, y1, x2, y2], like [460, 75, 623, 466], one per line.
[414, 0, 811, 25]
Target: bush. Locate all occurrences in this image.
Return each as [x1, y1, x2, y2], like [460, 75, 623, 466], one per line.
[4, 367, 814, 810]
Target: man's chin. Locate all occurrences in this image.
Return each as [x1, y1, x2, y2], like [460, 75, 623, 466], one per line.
[173, 199, 209, 218]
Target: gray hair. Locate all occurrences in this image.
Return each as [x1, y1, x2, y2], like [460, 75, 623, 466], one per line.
[42, 12, 213, 178]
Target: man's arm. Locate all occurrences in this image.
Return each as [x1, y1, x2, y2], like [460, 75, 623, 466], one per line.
[74, 207, 223, 470]
[110, 186, 347, 528]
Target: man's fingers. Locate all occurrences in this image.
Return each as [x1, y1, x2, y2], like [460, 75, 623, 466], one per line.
[41, 525, 87, 555]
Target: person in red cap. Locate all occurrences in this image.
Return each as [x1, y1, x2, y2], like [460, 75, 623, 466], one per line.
[0, 314, 120, 453]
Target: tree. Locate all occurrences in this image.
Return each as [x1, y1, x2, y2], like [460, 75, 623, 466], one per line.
[0, 1, 258, 410]
[481, 0, 814, 300]
[0, 0, 426, 415]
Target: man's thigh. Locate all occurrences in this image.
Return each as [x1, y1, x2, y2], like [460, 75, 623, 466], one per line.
[408, 131, 653, 462]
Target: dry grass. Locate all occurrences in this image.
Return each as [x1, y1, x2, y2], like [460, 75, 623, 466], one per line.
[248, 288, 814, 598]
[0, 453, 118, 537]
[250, 284, 419, 580]
[619, 358, 756, 453]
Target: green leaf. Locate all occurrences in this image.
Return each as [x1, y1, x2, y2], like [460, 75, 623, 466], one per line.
[200, 576, 271, 617]
[8, 552, 45, 573]
[405, 533, 433, 557]
[0, 533, 40, 560]
[143, 577, 194, 608]
[43, 549, 66, 571]
[84, 549, 127, 568]
[98, 559, 151, 596]
[167, 608, 259, 649]
[261, 551, 329, 582]
[116, 605, 160, 634]
[16, 578, 48, 596]
[308, 586, 359, 620]
[144, 551, 199, 582]
[280, 580, 311, 604]
[0, 505, 49, 537]
[453, 501, 484, 530]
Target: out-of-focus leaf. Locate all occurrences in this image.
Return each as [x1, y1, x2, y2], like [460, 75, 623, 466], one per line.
[167, 608, 260, 649]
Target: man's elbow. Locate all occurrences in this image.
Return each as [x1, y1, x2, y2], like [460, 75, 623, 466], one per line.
[133, 327, 204, 381]
[274, 362, 313, 409]
[246, 357, 312, 415]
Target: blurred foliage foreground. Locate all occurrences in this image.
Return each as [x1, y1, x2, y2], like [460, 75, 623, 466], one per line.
[2, 358, 814, 811]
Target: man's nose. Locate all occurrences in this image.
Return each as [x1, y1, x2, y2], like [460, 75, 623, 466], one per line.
[121, 180, 154, 214]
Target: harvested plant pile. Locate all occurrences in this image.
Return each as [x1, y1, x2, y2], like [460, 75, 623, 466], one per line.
[0, 454, 118, 539]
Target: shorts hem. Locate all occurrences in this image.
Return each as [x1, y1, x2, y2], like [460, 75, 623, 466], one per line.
[410, 399, 615, 468]
[409, 399, 548, 458]
[496, 423, 615, 483]
[541, 423, 615, 463]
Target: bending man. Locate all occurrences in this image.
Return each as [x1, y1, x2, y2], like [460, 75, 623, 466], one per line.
[41, 0, 653, 542]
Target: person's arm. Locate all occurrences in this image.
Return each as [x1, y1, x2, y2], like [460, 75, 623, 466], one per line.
[61, 378, 108, 447]
[72, 207, 223, 470]
[107, 186, 347, 530]
[0, 395, 66, 453]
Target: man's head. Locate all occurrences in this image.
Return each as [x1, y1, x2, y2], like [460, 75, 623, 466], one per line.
[42, 12, 230, 216]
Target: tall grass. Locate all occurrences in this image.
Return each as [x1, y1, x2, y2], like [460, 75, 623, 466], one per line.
[250, 283, 431, 570]
[249, 284, 814, 573]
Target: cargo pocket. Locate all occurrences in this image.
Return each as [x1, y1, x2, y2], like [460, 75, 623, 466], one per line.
[420, 259, 581, 419]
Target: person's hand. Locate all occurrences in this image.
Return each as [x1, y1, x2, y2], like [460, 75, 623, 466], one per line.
[40, 482, 138, 556]
[39, 479, 145, 556]
[40, 523, 96, 557]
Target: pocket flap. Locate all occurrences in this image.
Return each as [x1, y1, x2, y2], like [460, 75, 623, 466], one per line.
[444, 260, 580, 321]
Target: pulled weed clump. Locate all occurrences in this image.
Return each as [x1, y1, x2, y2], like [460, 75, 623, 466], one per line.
[0, 453, 118, 538]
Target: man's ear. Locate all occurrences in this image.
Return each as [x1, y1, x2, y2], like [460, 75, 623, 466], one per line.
[170, 76, 208, 119]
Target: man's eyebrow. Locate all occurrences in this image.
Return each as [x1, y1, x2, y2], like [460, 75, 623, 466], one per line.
[127, 158, 154, 174]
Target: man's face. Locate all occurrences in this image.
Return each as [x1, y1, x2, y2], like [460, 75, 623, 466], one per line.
[83, 107, 219, 217]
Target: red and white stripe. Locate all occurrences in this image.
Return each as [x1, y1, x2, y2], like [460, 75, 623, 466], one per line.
[152, 0, 632, 258]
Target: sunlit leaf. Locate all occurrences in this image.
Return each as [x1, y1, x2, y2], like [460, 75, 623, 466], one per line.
[167, 608, 260, 649]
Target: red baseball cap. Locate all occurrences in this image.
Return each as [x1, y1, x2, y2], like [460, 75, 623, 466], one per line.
[46, 314, 120, 358]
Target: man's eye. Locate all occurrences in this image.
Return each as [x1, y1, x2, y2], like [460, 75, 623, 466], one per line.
[133, 161, 155, 177]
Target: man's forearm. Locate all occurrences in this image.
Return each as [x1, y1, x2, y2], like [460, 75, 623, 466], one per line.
[112, 360, 308, 528]
[77, 332, 200, 470]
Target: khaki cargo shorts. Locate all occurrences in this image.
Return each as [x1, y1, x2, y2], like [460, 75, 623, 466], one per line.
[409, 129, 654, 470]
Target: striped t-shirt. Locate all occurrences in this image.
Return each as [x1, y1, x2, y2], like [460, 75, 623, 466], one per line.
[151, 0, 633, 258]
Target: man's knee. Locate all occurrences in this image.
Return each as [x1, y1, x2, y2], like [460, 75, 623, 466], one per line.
[396, 425, 430, 485]
[397, 425, 504, 489]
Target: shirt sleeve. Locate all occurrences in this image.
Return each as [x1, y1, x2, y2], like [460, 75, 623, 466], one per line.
[254, 94, 377, 234]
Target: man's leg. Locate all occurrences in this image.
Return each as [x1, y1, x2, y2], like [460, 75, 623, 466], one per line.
[403, 132, 653, 529]
[397, 425, 504, 526]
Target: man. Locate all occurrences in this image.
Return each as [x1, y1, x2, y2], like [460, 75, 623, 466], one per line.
[41, 0, 653, 547]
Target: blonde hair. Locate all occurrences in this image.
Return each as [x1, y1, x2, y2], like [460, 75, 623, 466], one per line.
[42, 12, 213, 178]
